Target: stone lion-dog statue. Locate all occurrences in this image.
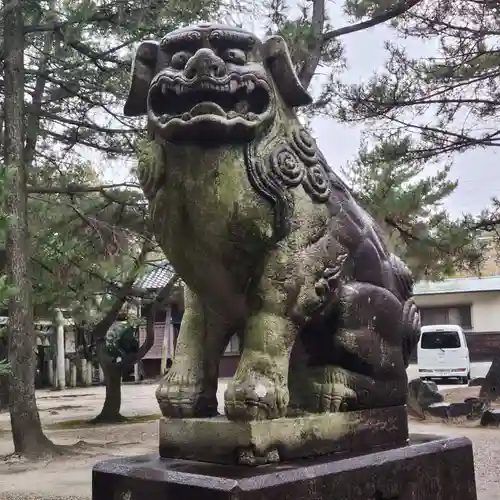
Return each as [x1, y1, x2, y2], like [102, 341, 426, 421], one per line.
[124, 23, 421, 422]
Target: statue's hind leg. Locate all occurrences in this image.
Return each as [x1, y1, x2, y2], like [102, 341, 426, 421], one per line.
[291, 365, 408, 413]
[290, 281, 410, 414]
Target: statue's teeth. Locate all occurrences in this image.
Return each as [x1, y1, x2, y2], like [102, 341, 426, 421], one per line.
[161, 82, 168, 94]
[175, 84, 182, 95]
[246, 81, 255, 92]
[229, 80, 238, 93]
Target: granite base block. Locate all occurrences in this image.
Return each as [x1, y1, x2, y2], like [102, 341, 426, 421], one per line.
[159, 406, 408, 465]
[93, 435, 477, 500]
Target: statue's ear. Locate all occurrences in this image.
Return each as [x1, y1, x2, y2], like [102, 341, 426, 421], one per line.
[262, 36, 313, 108]
[124, 41, 159, 117]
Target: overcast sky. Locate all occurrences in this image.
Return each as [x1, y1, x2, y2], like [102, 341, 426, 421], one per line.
[307, 9, 500, 219]
[104, 3, 500, 219]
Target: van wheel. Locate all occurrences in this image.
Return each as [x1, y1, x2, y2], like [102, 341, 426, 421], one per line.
[461, 376, 469, 385]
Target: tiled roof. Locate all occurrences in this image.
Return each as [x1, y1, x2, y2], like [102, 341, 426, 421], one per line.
[134, 260, 176, 290]
[414, 275, 500, 296]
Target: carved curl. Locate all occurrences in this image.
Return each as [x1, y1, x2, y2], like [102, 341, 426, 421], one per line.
[137, 142, 165, 201]
[209, 29, 256, 51]
[160, 29, 201, 49]
[270, 145, 304, 187]
[303, 164, 331, 202]
[244, 144, 294, 241]
[289, 128, 317, 166]
[244, 127, 333, 240]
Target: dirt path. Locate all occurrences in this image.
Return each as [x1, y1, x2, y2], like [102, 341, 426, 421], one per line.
[0, 420, 158, 500]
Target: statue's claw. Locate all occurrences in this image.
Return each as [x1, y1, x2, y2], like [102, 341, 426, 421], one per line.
[224, 375, 289, 421]
[156, 370, 218, 418]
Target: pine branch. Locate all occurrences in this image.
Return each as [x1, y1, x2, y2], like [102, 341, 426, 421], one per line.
[297, 0, 423, 88]
[322, 0, 423, 42]
[28, 182, 140, 194]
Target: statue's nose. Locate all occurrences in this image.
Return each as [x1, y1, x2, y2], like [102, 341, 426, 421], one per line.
[184, 49, 226, 79]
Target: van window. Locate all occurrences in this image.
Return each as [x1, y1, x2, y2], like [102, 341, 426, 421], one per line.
[421, 331, 461, 349]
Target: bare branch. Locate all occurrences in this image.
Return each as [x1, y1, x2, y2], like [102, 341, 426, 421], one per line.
[28, 182, 140, 194]
[323, 0, 423, 42]
[91, 240, 154, 343]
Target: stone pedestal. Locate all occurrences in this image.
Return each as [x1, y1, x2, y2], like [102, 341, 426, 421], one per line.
[93, 434, 477, 500]
[159, 406, 408, 465]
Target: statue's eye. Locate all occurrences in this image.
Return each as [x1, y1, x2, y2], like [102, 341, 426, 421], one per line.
[170, 51, 192, 69]
[222, 48, 246, 65]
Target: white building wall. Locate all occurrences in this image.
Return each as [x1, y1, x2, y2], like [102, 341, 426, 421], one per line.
[414, 291, 500, 332]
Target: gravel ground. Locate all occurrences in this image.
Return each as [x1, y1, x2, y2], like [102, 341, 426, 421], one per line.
[0, 379, 499, 499]
[1, 418, 499, 499]
[410, 420, 500, 500]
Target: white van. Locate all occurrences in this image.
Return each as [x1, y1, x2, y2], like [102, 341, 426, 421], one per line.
[417, 324, 470, 384]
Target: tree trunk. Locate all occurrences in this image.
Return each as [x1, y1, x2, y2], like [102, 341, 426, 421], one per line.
[0, 377, 8, 411]
[93, 359, 125, 423]
[3, 0, 55, 457]
[91, 275, 179, 423]
[0, 341, 8, 410]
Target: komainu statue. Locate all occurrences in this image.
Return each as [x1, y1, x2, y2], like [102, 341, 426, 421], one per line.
[124, 24, 421, 423]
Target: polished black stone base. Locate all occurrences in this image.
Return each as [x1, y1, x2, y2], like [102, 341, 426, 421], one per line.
[92, 435, 477, 500]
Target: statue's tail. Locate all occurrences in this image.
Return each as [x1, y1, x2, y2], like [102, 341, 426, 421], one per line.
[389, 253, 414, 303]
[389, 254, 421, 366]
[401, 298, 421, 367]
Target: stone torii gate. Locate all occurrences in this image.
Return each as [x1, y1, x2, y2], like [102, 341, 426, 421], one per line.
[35, 312, 94, 389]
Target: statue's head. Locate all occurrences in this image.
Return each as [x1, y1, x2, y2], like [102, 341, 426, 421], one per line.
[124, 23, 312, 144]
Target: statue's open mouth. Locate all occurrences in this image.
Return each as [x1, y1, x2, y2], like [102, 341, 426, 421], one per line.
[147, 73, 272, 134]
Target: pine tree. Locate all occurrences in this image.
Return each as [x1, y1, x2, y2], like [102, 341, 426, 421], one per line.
[313, 0, 500, 237]
[343, 135, 485, 279]
[261, 0, 496, 271]
[0, 0, 227, 458]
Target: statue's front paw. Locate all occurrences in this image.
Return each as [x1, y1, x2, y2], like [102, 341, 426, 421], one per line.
[224, 376, 289, 421]
[156, 370, 218, 418]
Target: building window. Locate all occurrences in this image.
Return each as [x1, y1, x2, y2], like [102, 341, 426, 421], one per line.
[419, 305, 472, 330]
[224, 334, 240, 355]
